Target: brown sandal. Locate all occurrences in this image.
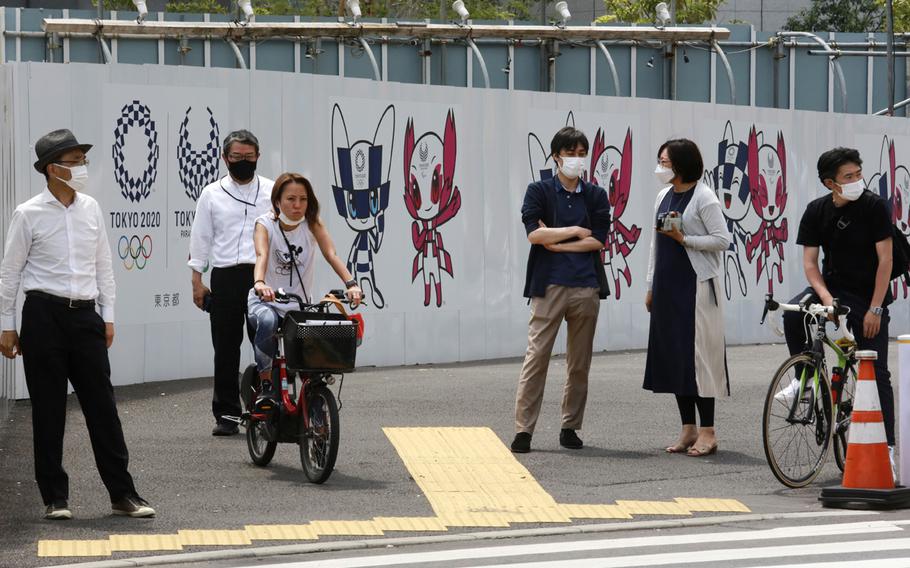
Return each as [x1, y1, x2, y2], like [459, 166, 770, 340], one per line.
[686, 443, 718, 457]
[665, 439, 696, 453]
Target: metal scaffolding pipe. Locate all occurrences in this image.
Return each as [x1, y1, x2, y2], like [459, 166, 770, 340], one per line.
[595, 40, 621, 96]
[778, 31, 847, 112]
[874, 96, 910, 115]
[807, 49, 910, 57]
[466, 37, 490, 88]
[41, 18, 730, 42]
[98, 35, 112, 64]
[226, 37, 247, 69]
[712, 39, 736, 104]
[358, 36, 381, 81]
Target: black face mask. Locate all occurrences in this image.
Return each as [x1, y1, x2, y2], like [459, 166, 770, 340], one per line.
[227, 159, 257, 182]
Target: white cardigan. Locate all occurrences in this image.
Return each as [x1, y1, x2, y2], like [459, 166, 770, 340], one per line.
[646, 181, 732, 289]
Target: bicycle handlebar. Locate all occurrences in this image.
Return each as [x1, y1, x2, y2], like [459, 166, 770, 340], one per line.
[760, 293, 854, 343]
[273, 288, 365, 310]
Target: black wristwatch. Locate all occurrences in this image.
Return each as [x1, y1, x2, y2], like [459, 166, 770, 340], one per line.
[869, 306, 884, 316]
[344, 279, 357, 289]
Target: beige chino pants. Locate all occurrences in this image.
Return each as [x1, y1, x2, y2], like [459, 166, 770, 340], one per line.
[515, 284, 600, 434]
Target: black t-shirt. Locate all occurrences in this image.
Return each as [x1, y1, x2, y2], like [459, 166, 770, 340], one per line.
[796, 190, 893, 305]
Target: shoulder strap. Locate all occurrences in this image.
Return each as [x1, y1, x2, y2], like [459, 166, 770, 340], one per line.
[277, 224, 310, 303]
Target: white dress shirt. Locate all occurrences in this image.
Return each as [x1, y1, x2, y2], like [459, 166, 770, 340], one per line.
[188, 175, 274, 272]
[0, 189, 116, 330]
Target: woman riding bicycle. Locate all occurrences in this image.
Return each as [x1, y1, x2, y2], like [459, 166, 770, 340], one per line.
[248, 172, 362, 410]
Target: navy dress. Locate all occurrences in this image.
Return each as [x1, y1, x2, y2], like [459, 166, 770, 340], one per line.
[643, 188, 698, 396]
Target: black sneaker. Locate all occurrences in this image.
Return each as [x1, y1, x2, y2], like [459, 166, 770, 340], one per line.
[111, 495, 155, 518]
[212, 421, 239, 436]
[560, 428, 583, 449]
[510, 432, 532, 453]
[44, 501, 72, 520]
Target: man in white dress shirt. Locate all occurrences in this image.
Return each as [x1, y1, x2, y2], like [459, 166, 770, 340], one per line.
[189, 130, 273, 436]
[0, 129, 154, 520]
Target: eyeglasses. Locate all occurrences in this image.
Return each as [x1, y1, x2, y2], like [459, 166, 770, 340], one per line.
[56, 159, 89, 167]
[656, 159, 672, 167]
[227, 153, 258, 162]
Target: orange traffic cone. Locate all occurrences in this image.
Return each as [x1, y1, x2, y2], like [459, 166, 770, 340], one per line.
[821, 350, 910, 509]
[841, 351, 893, 489]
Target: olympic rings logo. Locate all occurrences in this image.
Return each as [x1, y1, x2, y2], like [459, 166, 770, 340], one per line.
[118, 235, 153, 270]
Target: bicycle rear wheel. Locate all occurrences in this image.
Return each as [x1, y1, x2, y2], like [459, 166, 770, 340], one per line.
[299, 384, 339, 484]
[762, 353, 833, 488]
[833, 364, 857, 472]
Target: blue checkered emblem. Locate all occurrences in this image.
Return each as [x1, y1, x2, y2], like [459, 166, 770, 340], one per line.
[177, 106, 220, 202]
[112, 100, 159, 203]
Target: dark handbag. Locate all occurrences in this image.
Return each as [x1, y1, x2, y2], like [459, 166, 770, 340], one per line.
[592, 251, 610, 299]
[581, 193, 610, 300]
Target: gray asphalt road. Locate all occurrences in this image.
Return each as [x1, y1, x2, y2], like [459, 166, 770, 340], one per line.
[0, 342, 904, 567]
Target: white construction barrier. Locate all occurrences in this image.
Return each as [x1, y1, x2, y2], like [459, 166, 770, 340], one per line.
[0, 61, 909, 395]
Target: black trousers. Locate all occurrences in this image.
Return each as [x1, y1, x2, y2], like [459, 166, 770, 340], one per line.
[675, 395, 715, 427]
[210, 264, 254, 423]
[782, 285, 895, 446]
[19, 295, 138, 506]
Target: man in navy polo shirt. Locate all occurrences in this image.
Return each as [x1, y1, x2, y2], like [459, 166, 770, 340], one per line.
[511, 126, 611, 454]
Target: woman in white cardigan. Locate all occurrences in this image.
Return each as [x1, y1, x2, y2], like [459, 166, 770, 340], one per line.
[643, 139, 732, 457]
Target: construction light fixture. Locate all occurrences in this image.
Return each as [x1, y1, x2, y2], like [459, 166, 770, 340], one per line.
[345, 0, 362, 24]
[132, 0, 148, 24]
[452, 0, 470, 24]
[683, 48, 689, 63]
[236, 0, 254, 25]
[655, 2, 671, 29]
[646, 55, 655, 68]
[554, 1, 571, 28]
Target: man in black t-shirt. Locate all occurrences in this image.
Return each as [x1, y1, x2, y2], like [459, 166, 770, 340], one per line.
[783, 147, 895, 459]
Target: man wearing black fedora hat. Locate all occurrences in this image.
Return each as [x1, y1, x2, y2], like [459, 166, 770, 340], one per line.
[0, 129, 154, 520]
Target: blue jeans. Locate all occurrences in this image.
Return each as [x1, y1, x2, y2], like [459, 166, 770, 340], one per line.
[247, 298, 282, 375]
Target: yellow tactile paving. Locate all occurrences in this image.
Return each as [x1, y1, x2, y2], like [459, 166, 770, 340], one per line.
[36, 427, 752, 558]
[616, 500, 693, 516]
[558, 504, 634, 519]
[38, 540, 111, 557]
[373, 517, 448, 532]
[178, 529, 252, 546]
[674, 497, 752, 513]
[109, 534, 183, 551]
[245, 524, 319, 540]
[309, 520, 385, 536]
[383, 427, 571, 524]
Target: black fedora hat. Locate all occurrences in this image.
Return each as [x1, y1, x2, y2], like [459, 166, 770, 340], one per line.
[33, 129, 93, 174]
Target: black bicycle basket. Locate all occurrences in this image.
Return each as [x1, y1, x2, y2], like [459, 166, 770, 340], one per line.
[281, 311, 358, 372]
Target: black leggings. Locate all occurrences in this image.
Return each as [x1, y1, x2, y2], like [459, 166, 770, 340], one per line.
[675, 395, 715, 427]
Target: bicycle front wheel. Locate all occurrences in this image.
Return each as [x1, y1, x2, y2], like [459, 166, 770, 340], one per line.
[833, 364, 857, 472]
[247, 418, 278, 467]
[299, 384, 340, 484]
[762, 353, 833, 488]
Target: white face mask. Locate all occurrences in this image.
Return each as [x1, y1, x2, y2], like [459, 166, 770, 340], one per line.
[278, 211, 303, 228]
[654, 164, 675, 185]
[558, 156, 586, 180]
[54, 164, 89, 192]
[837, 179, 865, 201]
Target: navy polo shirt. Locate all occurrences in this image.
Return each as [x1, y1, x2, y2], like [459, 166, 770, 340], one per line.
[549, 177, 598, 288]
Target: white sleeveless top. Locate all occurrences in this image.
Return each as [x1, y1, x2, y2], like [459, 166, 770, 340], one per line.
[247, 213, 316, 314]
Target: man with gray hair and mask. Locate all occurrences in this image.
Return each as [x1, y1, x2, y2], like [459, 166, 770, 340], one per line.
[189, 129, 274, 436]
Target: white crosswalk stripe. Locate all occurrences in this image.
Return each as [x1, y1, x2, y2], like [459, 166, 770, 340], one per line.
[254, 520, 910, 568]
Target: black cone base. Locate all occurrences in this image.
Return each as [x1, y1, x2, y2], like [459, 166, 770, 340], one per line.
[820, 485, 910, 510]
